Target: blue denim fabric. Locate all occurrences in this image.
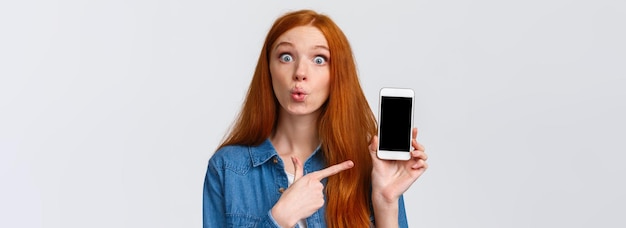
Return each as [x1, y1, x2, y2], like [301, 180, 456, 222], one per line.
[203, 139, 408, 228]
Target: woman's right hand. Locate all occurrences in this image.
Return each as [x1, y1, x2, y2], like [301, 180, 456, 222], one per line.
[270, 157, 354, 227]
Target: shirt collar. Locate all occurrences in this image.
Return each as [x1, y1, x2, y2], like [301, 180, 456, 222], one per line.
[249, 139, 277, 167]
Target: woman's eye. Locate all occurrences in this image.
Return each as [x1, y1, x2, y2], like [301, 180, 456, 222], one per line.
[279, 54, 293, 62]
[313, 56, 327, 65]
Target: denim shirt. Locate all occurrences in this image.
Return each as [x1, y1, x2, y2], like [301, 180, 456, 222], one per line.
[203, 139, 409, 227]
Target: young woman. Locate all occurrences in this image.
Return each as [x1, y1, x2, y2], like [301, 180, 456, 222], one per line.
[203, 10, 428, 228]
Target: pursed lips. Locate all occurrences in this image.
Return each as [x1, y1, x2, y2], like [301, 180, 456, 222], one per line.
[290, 87, 307, 102]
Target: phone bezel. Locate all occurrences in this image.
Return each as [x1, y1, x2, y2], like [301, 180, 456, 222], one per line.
[376, 87, 414, 161]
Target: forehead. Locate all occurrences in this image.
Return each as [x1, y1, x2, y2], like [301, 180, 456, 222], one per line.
[273, 26, 328, 49]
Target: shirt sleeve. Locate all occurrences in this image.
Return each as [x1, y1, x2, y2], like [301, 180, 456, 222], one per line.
[263, 210, 285, 227]
[398, 195, 409, 228]
[203, 157, 281, 228]
[203, 159, 226, 228]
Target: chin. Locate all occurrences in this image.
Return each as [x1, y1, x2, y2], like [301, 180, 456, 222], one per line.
[285, 107, 322, 116]
[286, 110, 315, 116]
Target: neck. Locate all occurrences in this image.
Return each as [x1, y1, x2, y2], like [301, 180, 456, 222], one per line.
[270, 109, 321, 159]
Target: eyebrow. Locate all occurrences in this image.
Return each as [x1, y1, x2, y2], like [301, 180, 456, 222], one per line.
[313, 45, 330, 51]
[274, 42, 329, 51]
[274, 42, 293, 50]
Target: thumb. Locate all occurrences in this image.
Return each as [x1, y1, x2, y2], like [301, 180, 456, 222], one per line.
[291, 156, 304, 181]
[369, 136, 378, 158]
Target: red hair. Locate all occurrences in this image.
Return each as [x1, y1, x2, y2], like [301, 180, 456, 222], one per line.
[219, 10, 377, 228]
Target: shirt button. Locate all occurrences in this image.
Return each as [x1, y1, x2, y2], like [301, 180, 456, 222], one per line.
[273, 157, 278, 164]
[278, 187, 285, 193]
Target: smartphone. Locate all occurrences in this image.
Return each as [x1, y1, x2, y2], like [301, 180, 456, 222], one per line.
[377, 88, 414, 160]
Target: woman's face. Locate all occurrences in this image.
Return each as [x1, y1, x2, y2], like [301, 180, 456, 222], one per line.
[270, 26, 330, 117]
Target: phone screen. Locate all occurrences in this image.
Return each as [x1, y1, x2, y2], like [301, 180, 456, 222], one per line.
[379, 96, 412, 152]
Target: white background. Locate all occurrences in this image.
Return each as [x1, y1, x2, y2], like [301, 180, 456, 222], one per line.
[1, 1, 625, 227]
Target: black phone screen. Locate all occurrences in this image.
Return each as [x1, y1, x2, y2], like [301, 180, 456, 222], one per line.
[379, 96, 412, 152]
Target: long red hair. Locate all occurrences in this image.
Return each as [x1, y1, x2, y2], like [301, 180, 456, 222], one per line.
[219, 10, 377, 228]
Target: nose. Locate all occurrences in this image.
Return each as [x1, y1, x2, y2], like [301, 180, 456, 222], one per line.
[294, 59, 308, 81]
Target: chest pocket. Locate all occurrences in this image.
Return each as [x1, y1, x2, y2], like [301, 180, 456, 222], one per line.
[226, 214, 261, 228]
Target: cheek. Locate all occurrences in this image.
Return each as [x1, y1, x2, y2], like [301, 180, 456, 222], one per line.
[269, 62, 291, 83]
[320, 74, 331, 98]
[322, 69, 330, 88]
[269, 62, 278, 80]
[269, 64, 282, 88]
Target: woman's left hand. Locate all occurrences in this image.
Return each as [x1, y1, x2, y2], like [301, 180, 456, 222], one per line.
[370, 127, 428, 204]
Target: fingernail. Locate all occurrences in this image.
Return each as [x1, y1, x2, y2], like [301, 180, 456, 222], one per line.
[347, 161, 354, 167]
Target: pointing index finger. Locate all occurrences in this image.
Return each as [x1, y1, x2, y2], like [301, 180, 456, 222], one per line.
[311, 160, 354, 181]
[291, 156, 303, 181]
